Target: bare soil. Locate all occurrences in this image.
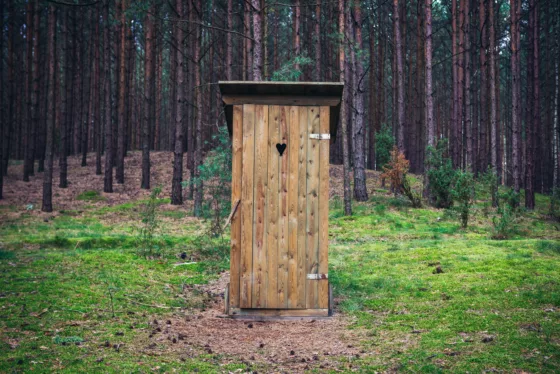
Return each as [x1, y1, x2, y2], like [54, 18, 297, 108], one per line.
[145, 272, 367, 373]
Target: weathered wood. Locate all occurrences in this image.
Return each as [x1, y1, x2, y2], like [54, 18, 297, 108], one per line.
[230, 308, 329, 317]
[266, 105, 280, 309]
[223, 95, 341, 106]
[296, 106, 308, 309]
[230, 105, 243, 308]
[277, 105, 289, 308]
[240, 104, 255, 308]
[318, 106, 330, 309]
[252, 104, 269, 308]
[306, 106, 320, 310]
[287, 106, 300, 309]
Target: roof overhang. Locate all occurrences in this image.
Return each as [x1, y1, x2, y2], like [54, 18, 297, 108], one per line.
[219, 81, 344, 140]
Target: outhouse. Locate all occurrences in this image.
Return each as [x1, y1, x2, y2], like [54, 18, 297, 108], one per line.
[220, 81, 344, 318]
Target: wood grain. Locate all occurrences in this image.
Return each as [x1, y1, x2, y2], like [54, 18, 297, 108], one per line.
[318, 106, 330, 308]
[266, 105, 280, 308]
[306, 107, 320, 309]
[229, 105, 243, 308]
[252, 104, 269, 308]
[287, 106, 300, 309]
[296, 106, 308, 309]
[240, 104, 255, 308]
[277, 106, 289, 308]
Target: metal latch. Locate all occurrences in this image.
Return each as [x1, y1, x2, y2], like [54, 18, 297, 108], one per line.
[307, 273, 328, 280]
[309, 134, 331, 140]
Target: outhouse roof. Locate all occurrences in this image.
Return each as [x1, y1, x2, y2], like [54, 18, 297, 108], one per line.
[219, 81, 344, 140]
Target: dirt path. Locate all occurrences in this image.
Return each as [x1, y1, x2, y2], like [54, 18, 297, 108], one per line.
[143, 272, 368, 373]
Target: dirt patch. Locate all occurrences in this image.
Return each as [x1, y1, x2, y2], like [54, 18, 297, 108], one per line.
[146, 272, 367, 372]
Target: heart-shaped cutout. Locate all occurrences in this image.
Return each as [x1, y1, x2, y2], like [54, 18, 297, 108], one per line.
[276, 143, 287, 156]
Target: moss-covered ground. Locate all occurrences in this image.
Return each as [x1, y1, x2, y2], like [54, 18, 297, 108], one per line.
[1, 182, 559, 372]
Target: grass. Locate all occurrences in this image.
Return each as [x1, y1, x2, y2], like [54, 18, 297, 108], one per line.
[1, 184, 559, 372]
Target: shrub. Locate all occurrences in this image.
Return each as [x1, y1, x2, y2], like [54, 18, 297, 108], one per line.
[137, 186, 164, 257]
[452, 170, 475, 228]
[381, 146, 422, 208]
[375, 124, 395, 170]
[479, 167, 499, 208]
[271, 55, 313, 82]
[425, 139, 455, 208]
[501, 188, 520, 212]
[492, 205, 517, 239]
[187, 127, 232, 237]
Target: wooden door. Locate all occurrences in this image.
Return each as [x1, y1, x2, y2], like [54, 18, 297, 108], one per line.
[230, 104, 330, 310]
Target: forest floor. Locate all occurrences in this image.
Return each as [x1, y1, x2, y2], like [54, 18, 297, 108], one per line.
[1, 152, 559, 373]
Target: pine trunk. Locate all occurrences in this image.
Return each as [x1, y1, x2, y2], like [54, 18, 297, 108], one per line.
[42, 5, 57, 212]
[171, 0, 185, 205]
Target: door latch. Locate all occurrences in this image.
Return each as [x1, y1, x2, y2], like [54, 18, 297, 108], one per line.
[309, 134, 330, 140]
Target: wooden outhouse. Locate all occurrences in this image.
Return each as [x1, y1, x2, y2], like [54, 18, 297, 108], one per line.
[220, 81, 343, 318]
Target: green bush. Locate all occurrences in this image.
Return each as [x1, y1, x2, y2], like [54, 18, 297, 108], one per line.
[271, 55, 313, 82]
[188, 127, 232, 237]
[452, 170, 475, 228]
[479, 167, 499, 208]
[137, 187, 164, 257]
[375, 124, 395, 170]
[492, 205, 517, 239]
[425, 139, 455, 208]
[401, 175, 423, 208]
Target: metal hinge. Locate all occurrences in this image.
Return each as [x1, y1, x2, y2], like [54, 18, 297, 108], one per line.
[309, 133, 331, 140]
[307, 273, 328, 280]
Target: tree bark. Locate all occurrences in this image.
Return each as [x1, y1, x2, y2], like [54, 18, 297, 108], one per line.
[314, 2, 321, 81]
[103, 0, 113, 193]
[142, 4, 155, 190]
[339, 0, 352, 215]
[525, 0, 538, 209]
[226, 0, 233, 80]
[23, 2, 34, 182]
[171, 0, 185, 205]
[510, 0, 521, 194]
[352, 2, 368, 201]
[116, 0, 127, 184]
[394, 0, 405, 152]
[252, 0, 263, 81]
[464, 0, 472, 170]
[425, 0, 434, 147]
[193, 0, 203, 216]
[42, 5, 57, 212]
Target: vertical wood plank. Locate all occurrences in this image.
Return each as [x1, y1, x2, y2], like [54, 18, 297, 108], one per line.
[277, 106, 290, 308]
[230, 105, 243, 308]
[296, 106, 308, 309]
[252, 104, 269, 308]
[240, 104, 255, 308]
[287, 106, 300, 309]
[318, 106, 330, 309]
[306, 106, 320, 309]
[266, 105, 280, 308]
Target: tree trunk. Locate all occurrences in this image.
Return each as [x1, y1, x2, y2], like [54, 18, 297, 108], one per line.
[294, 0, 301, 75]
[314, 2, 321, 81]
[425, 0, 434, 147]
[252, 0, 263, 81]
[352, 2, 368, 201]
[142, 4, 155, 190]
[339, 0, 352, 215]
[23, 2, 34, 182]
[226, 0, 233, 80]
[452, 0, 459, 168]
[103, 0, 113, 193]
[59, 9, 69, 188]
[479, 0, 488, 172]
[0, 0, 4, 198]
[394, 0, 405, 152]
[116, 0, 127, 184]
[171, 0, 185, 205]
[510, 0, 521, 194]
[526, 0, 538, 209]
[464, 0, 472, 170]
[193, 0, 204, 216]
[42, 5, 57, 212]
